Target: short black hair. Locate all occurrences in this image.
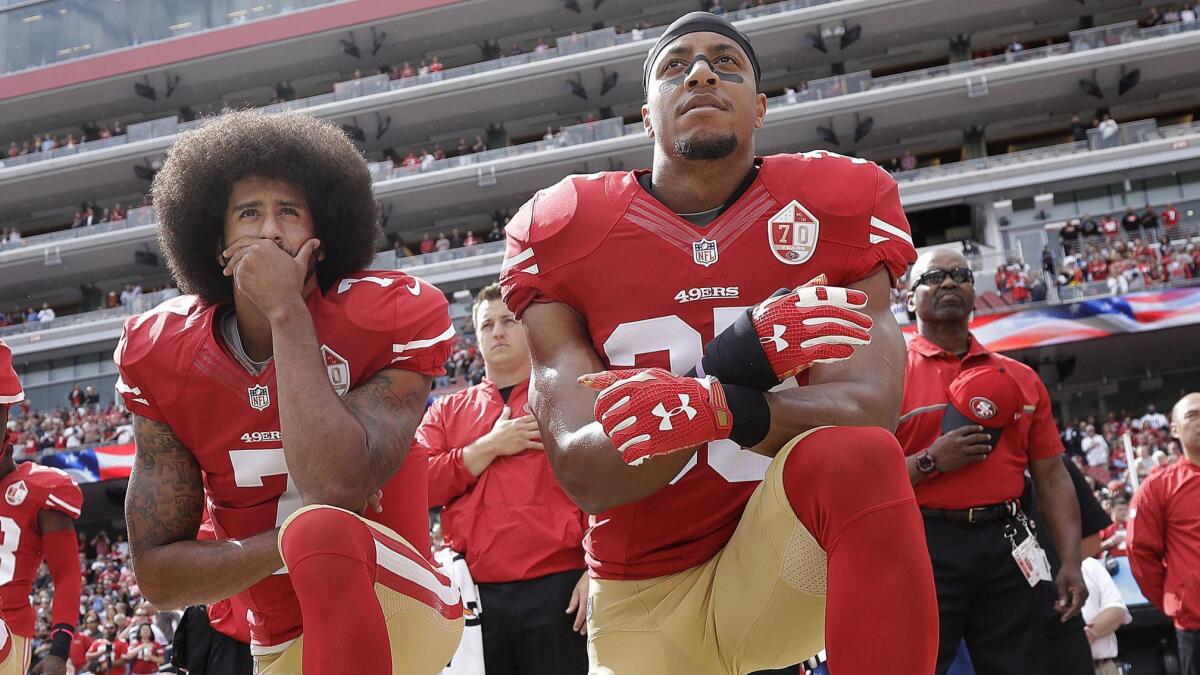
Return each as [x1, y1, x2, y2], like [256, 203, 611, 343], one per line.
[152, 110, 380, 303]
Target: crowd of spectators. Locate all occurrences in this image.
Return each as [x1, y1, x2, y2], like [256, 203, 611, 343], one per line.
[434, 332, 483, 393]
[4, 397, 133, 459]
[1052, 206, 1197, 297]
[1144, 4, 1200, 27]
[3, 121, 126, 161]
[1059, 405, 1183, 562]
[0, 282, 178, 334]
[24, 530, 176, 673]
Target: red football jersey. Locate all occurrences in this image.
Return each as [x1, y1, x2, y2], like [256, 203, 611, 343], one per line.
[500, 153, 916, 579]
[113, 270, 455, 650]
[0, 462, 82, 636]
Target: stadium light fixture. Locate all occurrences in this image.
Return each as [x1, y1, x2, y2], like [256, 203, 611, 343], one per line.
[340, 33, 362, 59]
[163, 72, 181, 99]
[853, 115, 873, 143]
[600, 69, 619, 96]
[567, 74, 589, 100]
[840, 24, 862, 50]
[371, 27, 386, 56]
[1078, 76, 1104, 100]
[134, 76, 157, 101]
[563, 0, 582, 13]
[805, 32, 827, 54]
[1118, 67, 1141, 96]
[816, 124, 839, 146]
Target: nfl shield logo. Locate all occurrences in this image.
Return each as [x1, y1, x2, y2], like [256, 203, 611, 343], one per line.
[322, 346, 351, 398]
[5, 480, 27, 507]
[248, 384, 271, 411]
[692, 238, 719, 267]
[768, 200, 820, 265]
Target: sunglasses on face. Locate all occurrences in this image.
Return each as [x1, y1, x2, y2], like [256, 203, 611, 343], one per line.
[914, 267, 974, 288]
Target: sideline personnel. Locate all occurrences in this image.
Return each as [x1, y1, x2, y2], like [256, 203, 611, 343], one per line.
[421, 283, 588, 674]
[1128, 392, 1200, 675]
[896, 248, 1085, 675]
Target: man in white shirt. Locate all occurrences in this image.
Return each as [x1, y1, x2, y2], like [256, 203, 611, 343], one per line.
[1081, 556, 1132, 675]
[1139, 404, 1170, 431]
[37, 303, 56, 323]
[1082, 425, 1111, 482]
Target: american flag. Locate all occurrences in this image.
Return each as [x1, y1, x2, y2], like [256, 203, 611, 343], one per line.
[902, 286, 1200, 352]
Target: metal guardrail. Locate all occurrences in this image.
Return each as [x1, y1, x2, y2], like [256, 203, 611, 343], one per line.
[6, 110, 1199, 260]
[0, 288, 178, 338]
[376, 240, 506, 270]
[893, 119, 1200, 183]
[0, 204, 157, 253]
[0, 0, 830, 170]
[9, 7, 1197, 174]
[2, 0, 349, 76]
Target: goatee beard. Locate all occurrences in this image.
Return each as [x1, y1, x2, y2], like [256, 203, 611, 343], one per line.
[674, 132, 738, 161]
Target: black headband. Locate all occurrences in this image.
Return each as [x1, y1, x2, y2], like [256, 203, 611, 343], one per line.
[643, 12, 761, 94]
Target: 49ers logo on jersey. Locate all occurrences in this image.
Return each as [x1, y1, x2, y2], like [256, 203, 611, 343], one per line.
[248, 384, 271, 411]
[768, 200, 819, 265]
[5, 480, 28, 507]
[322, 345, 351, 397]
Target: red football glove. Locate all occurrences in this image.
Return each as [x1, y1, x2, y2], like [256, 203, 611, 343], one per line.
[578, 368, 732, 466]
[749, 282, 872, 380]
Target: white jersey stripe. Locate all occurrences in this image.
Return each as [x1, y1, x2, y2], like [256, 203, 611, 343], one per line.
[46, 494, 81, 517]
[500, 247, 535, 271]
[868, 233, 889, 245]
[0, 393, 23, 404]
[392, 325, 457, 355]
[374, 540, 461, 606]
[870, 216, 913, 245]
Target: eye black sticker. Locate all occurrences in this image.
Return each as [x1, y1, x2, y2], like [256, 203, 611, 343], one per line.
[659, 54, 744, 94]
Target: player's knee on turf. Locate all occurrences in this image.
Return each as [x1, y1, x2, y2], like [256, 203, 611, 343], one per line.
[278, 505, 375, 568]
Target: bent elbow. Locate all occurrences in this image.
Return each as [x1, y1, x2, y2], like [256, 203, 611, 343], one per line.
[131, 562, 182, 610]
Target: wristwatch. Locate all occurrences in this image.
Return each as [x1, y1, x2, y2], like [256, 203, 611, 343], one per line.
[915, 450, 939, 476]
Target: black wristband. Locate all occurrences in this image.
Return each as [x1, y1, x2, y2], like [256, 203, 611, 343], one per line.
[48, 623, 73, 660]
[723, 383, 771, 448]
[686, 288, 791, 391]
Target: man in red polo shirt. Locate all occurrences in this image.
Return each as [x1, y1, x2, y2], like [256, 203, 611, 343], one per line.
[1128, 391, 1200, 675]
[896, 248, 1086, 675]
[421, 282, 588, 674]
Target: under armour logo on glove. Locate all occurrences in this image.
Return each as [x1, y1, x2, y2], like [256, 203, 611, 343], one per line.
[761, 324, 789, 353]
[579, 368, 733, 466]
[749, 279, 873, 380]
[652, 395, 698, 430]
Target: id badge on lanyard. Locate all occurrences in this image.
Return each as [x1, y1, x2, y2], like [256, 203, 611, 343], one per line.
[1004, 512, 1052, 587]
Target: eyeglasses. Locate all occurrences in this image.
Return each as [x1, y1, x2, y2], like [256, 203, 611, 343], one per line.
[914, 267, 974, 288]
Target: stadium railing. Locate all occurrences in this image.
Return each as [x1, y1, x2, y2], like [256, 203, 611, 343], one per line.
[3, 0, 347, 76]
[4, 114, 1197, 260]
[0, 0, 826, 169]
[4, 12, 1196, 173]
[5, 220, 1198, 339]
[0, 288, 179, 338]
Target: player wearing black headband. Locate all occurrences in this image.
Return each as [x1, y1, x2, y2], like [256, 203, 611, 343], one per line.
[500, 12, 938, 674]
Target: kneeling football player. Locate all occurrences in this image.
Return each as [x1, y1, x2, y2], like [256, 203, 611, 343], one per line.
[118, 111, 463, 674]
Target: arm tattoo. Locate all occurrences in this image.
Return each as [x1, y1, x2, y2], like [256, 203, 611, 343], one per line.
[126, 416, 203, 564]
[344, 370, 431, 483]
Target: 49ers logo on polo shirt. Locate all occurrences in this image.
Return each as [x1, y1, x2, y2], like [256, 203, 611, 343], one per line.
[768, 200, 819, 265]
[970, 396, 998, 420]
[5, 480, 28, 507]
